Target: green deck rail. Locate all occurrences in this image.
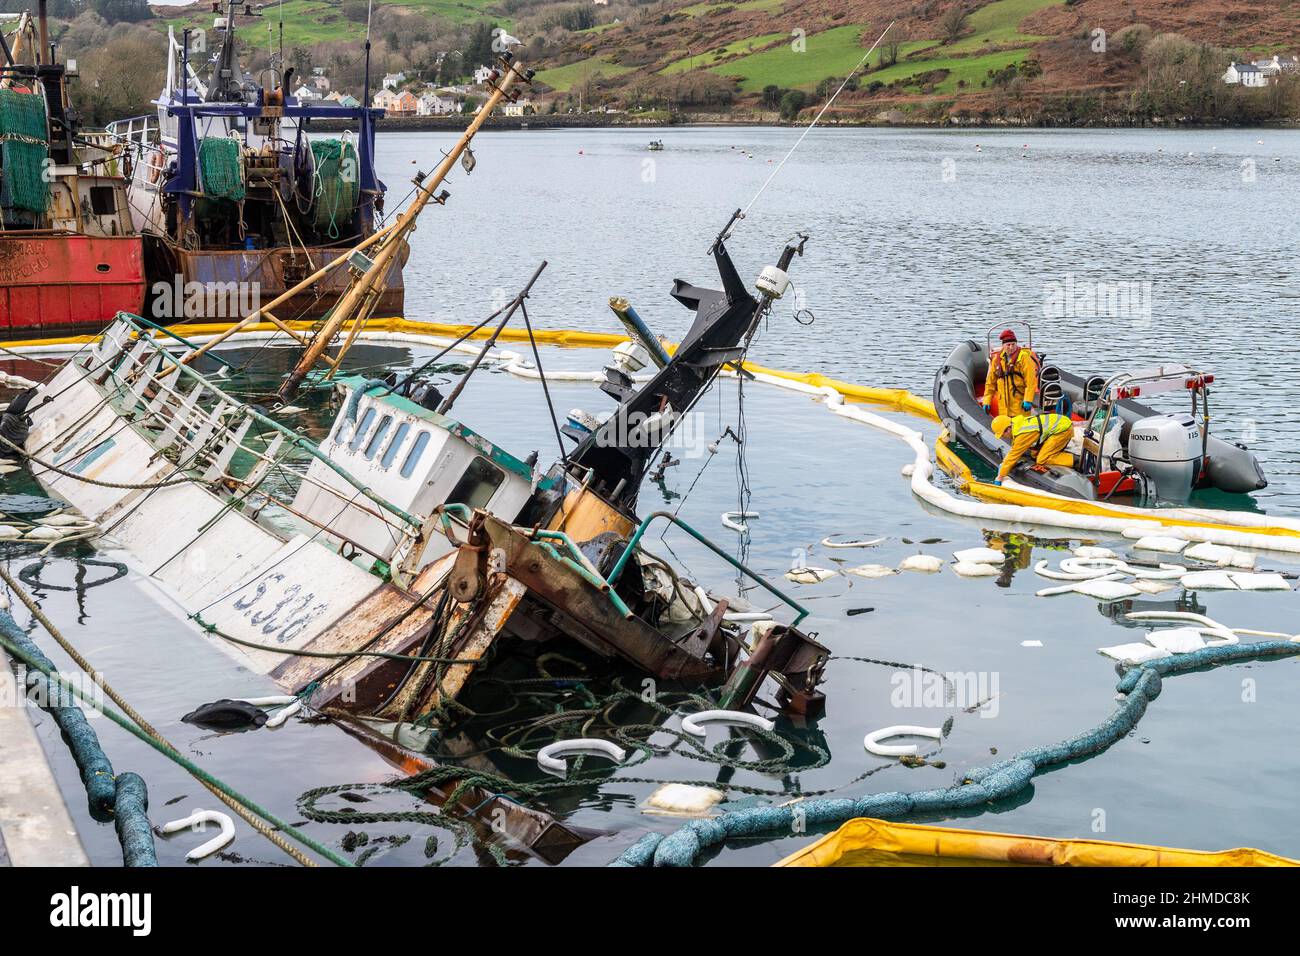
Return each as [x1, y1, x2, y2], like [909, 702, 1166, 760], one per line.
[607, 510, 809, 625]
[116, 314, 421, 530]
[131, 313, 236, 370]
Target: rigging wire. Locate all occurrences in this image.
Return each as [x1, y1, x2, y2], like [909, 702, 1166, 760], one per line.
[724, 20, 894, 242]
[518, 299, 568, 463]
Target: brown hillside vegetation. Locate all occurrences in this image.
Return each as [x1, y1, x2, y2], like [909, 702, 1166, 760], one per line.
[527, 0, 1300, 124]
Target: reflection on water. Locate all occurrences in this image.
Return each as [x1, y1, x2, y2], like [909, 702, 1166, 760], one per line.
[2, 127, 1299, 866]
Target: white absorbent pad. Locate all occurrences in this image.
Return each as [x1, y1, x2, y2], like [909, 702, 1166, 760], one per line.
[1184, 542, 1257, 570]
[898, 554, 943, 573]
[1229, 572, 1291, 591]
[643, 784, 724, 816]
[1180, 570, 1239, 590]
[952, 547, 1005, 564]
[1098, 642, 1173, 665]
[1144, 627, 1207, 653]
[1131, 535, 1189, 553]
[845, 564, 896, 579]
[1071, 578, 1143, 600]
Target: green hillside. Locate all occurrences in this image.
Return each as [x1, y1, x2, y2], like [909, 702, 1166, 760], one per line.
[138, 0, 1300, 125]
[154, 0, 505, 50]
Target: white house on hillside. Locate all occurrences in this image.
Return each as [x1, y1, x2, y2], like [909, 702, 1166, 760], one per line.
[1223, 62, 1267, 87]
[473, 65, 495, 85]
[293, 83, 322, 101]
[417, 91, 463, 115]
[372, 88, 399, 110]
[382, 72, 406, 90]
[1253, 54, 1299, 77]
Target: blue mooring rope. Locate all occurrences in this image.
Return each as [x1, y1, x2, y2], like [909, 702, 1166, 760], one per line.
[611, 638, 1300, 867]
[0, 609, 157, 866]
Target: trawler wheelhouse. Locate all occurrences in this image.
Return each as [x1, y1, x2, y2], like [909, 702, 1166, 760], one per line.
[294, 378, 547, 569]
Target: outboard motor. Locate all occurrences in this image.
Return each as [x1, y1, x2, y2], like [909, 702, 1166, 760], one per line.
[1127, 413, 1202, 501]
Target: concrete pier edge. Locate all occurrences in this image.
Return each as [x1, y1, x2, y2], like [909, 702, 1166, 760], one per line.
[0, 647, 90, 867]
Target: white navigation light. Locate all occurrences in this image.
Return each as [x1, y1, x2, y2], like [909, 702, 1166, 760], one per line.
[755, 265, 789, 299]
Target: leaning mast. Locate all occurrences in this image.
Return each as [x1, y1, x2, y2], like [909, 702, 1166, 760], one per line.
[276, 52, 533, 400]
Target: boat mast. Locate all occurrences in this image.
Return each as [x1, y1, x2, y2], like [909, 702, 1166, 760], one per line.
[36, 0, 46, 65]
[361, 0, 372, 129]
[275, 53, 531, 400]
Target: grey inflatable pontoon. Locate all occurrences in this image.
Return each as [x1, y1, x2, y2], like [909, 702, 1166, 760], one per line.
[933, 339, 1267, 503]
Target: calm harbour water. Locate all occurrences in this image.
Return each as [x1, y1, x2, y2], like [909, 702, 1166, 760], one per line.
[3, 127, 1299, 867]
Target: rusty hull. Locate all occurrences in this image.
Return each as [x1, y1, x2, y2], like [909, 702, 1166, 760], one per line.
[476, 512, 724, 683]
[146, 238, 407, 323]
[274, 557, 453, 711]
[375, 573, 526, 722]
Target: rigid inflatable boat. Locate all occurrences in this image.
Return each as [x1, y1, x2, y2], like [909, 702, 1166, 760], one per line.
[933, 338, 1267, 503]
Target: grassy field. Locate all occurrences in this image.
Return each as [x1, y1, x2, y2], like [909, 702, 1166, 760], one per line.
[156, 1, 359, 48]
[959, 0, 1060, 46]
[904, 0, 1061, 58]
[844, 0, 1056, 93]
[867, 47, 1034, 94]
[714, 24, 874, 92]
[155, 0, 506, 50]
[679, 0, 786, 17]
[659, 32, 787, 75]
[533, 55, 637, 92]
[621, 0, 1060, 95]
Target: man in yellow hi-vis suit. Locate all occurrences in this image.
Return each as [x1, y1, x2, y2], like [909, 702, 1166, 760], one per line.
[991, 412, 1074, 484]
[983, 329, 1039, 416]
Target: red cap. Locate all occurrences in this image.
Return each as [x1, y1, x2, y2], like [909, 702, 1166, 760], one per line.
[999, 329, 1017, 343]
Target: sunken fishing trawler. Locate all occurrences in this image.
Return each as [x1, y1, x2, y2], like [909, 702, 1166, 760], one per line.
[9, 51, 828, 859]
[107, 1, 400, 324]
[1, 4, 144, 339]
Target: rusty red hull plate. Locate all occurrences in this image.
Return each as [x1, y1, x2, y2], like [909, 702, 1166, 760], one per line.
[0, 234, 146, 339]
[155, 243, 406, 324]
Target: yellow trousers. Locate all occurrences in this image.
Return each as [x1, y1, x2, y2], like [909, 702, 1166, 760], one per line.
[999, 429, 1074, 480]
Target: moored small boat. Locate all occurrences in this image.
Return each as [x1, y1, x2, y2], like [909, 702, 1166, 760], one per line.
[106, 6, 402, 327]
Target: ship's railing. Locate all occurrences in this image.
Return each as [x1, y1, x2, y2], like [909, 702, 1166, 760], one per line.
[64, 313, 419, 564]
[104, 115, 159, 148]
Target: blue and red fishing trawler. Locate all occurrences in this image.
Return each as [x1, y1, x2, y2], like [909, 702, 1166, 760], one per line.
[109, 2, 402, 326]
